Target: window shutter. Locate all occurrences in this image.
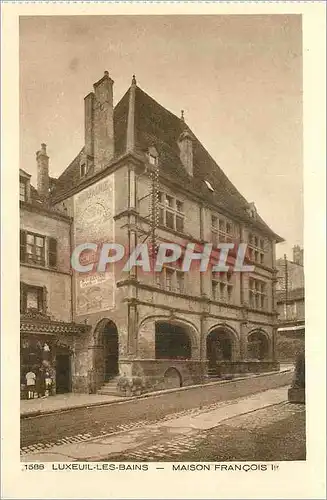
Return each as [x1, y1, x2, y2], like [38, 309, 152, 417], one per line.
[20, 282, 26, 313]
[48, 238, 57, 267]
[38, 287, 44, 312]
[20, 230, 26, 262]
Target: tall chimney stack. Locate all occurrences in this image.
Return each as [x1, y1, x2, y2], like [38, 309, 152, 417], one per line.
[293, 245, 304, 266]
[84, 92, 95, 160]
[92, 71, 114, 173]
[36, 143, 49, 200]
[178, 130, 194, 176]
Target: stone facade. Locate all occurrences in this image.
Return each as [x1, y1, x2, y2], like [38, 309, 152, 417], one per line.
[21, 72, 283, 395]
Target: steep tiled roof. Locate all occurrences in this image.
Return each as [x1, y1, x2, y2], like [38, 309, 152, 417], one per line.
[51, 148, 85, 198]
[132, 86, 281, 239]
[52, 83, 283, 240]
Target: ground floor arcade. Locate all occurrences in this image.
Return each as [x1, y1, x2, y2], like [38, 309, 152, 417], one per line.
[20, 311, 279, 397]
[69, 311, 279, 394]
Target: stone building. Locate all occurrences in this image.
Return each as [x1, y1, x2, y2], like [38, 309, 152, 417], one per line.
[276, 247, 305, 361]
[21, 72, 283, 396]
[20, 150, 90, 399]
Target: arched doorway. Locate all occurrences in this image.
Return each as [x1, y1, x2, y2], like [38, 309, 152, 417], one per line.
[56, 347, 71, 394]
[247, 331, 269, 360]
[103, 321, 119, 381]
[164, 368, 182, 389]
[155, 322, 192, 360]
[95, 319, 119, 384]
[206, 327, 235, 372]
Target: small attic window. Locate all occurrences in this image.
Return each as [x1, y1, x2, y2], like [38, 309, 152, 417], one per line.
[204, 180, 214, 192]
[247, 202, 257, 219]
[147, 146, 159, 167]
[80, 163, 86, 178]
[149, 155, 158, 166]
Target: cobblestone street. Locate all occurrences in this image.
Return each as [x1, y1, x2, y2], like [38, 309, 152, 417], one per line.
[106, 401, 305, 462]
[21, 386, 305, 462]
[21, 393, 265, 456]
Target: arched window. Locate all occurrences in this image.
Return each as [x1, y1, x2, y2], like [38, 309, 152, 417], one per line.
[207, 328, 235, 365]
[247, 331, 269, 360]
[155, 322, 191, 360]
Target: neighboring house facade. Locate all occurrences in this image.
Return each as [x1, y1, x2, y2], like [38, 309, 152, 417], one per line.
[20, 158, 90, 399]
[276, 247, 305, 361]
[20, 72, 283, 396]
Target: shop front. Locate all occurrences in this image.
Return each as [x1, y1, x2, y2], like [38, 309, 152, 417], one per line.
[20, 314, 90, 399]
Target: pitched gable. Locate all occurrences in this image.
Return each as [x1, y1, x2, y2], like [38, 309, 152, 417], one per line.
[51, 81, 283, 241]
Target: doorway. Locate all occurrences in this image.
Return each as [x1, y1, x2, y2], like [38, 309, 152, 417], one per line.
[56, 354, 71, 394]
[102, 321, 119, 381]
[206, 327, 235, 372]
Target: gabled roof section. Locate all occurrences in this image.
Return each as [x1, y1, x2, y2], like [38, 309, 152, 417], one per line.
[51, 148, 85, 199]
[51, 81, 283, 241]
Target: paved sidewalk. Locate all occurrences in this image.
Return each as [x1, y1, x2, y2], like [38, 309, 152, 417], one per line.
[21, 364, 294, 418]
[22, 386, 289, 462]
[21, 392, 124, 417]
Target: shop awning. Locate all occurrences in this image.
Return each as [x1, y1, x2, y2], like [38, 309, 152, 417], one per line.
[20, 313, 91, 336]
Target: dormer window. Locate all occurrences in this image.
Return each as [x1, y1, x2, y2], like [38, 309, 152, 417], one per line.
[147, 146, 159, 167]
[80, 163, 86, 178]
[149, 154, 157, 166]
[247, 202, 257, 219]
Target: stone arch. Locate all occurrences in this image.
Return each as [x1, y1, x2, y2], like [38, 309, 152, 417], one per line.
[93, 318, 119, 385]
[247, 329, 270, 360]
[163, 367, 183, 389]
[138, 315, 199, 360]
[206, 324, 239, 365]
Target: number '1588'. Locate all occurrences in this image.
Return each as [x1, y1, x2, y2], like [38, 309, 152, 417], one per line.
[23, 464, 45, 470]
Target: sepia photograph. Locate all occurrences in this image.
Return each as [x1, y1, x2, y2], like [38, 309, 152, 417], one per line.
[1, 2, 325, 499]
[18, 13, 306, 463]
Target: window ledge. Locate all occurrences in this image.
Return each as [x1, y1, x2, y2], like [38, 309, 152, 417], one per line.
[20, 262, 71, 276]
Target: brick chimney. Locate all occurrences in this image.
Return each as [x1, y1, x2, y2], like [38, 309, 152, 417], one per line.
[178, 130, 194, 176]
[84, 92, 95, 161]
[92, 71, 114, 173]
[36, 143, 49, 200]
[293, 245, 304, 266]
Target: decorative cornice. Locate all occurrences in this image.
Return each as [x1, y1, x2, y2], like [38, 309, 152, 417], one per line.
[20, 317, 91, 336]
[21, 310, 52, 321]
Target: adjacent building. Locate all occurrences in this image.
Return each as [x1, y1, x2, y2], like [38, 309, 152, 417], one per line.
[20, 72, 284, 397]
[276, 247, 305, 361]
[20, 151, 90, 399]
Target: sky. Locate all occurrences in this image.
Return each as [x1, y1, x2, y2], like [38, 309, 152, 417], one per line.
[20, 15, 303, 259]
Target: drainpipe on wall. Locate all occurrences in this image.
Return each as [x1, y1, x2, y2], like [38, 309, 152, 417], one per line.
[69, 217, 75, 324]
